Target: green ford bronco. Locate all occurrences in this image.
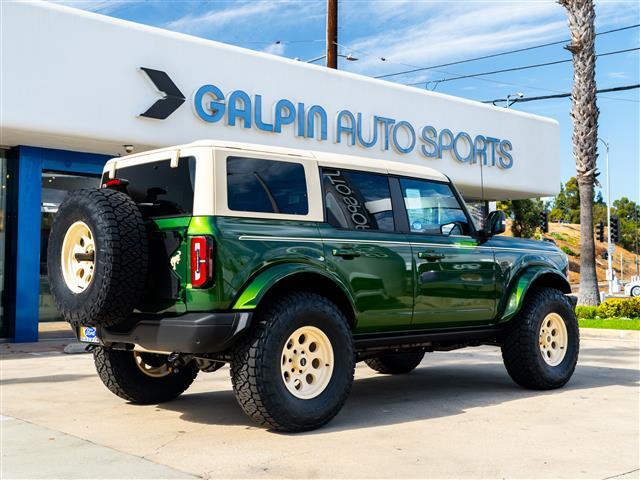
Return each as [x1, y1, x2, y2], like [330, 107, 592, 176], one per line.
[48, 140, 578, 432]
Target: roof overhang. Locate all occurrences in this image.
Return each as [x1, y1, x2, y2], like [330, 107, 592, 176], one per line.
[0, 1, 560, 200]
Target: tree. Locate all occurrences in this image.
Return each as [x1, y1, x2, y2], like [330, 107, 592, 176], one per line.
[498, 199, 545, 239]
[612, 198, 640, 254]
[559, 0, 600, 306]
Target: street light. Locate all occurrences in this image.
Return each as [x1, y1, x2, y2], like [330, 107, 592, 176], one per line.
[598, 137, 613, 295]
[295, 53, 359, 64]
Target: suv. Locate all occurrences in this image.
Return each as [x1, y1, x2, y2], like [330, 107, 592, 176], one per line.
[48, 140, 578, 432]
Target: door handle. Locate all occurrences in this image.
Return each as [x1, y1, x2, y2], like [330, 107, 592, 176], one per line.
[418, 250, 445, 261]
[332, 248, 361, 259]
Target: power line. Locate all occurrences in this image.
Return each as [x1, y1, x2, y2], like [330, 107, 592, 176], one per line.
[374, 23, 640, 80]
[403, 47, 640, 86]
[219, 39, 324, 45]
[482, 84, 640, 104]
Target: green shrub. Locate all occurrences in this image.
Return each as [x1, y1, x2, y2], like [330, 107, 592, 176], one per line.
[550, 232, 568, 242]
[575, 306, 597, 319]
[596, 297, 640, 318]
[561, 245, 578, 257]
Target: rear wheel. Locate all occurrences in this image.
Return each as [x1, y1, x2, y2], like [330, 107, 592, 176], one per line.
[94, 347, 198, 404]
[631, 286, 640, 297]
[365, 351, 425, 374]
[230, 292, 355, 432]
[501, 287, 579, 390]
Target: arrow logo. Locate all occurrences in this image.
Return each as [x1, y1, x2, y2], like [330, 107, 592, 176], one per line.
[139, 67, 185, 120]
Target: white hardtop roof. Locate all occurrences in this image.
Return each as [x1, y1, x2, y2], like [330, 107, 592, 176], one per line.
[108, 139, 449, 183]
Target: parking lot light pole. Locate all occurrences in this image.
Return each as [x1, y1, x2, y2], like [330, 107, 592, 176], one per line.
[598, 137, 612, 295]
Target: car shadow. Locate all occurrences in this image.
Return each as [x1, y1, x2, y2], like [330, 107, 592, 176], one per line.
[158, 354, 639, 433]
[0, 374, 96, 385]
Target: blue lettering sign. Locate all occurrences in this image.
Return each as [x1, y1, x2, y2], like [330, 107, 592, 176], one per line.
[274, 99, 296, 133]
[193, 84, 225, 123]
[336, 110, 356, 145]
[307, 105, 327, 140]
[420, 125, 439, 158]
[392, 121, 416, 154]
[190, 82, 514, 169]
[227, 90, 251, 128]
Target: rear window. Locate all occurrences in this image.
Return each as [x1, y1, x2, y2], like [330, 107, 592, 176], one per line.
[102, 157, 196, 217]
[226, 156, 308, 215]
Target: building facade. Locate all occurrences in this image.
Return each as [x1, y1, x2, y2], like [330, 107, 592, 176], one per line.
[0, 1, 559, 342]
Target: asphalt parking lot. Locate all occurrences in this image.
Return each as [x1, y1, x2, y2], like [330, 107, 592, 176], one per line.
[2, 329, 639, 479]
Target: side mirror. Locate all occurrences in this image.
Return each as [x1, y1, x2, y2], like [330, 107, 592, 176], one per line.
[441, 221, 464, 236]
[485, 210, 506, 236]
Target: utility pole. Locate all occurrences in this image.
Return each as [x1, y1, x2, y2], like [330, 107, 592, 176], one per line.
[620, 253, 623, 282]
[599, 138, 613, 294]
[326, 0, 338, 69]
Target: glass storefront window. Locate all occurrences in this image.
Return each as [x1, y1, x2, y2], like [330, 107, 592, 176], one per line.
[39, 171, 100, 322]
[0, 151, 7, 334]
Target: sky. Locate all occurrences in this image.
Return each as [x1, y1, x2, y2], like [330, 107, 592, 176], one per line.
[54, 0, 640, 203]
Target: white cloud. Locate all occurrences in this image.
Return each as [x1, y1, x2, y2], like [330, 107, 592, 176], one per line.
[607, 71, 630, 79]
[263, 42, 286, 56]
[341, 0, 639, 79]
[165, 1, 280, 33]
[347, 3, 565, 74]
[49, 0, 134, 14]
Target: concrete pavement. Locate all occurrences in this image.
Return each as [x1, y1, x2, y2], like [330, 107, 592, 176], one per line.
[1, 329, 639, 479]
[2, 416, 193, 479]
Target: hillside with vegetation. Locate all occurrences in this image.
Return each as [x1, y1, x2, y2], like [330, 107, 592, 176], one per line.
[499, 176, 639, 287]
[503, 221, 639, 285]
[541, 223, 638, 285]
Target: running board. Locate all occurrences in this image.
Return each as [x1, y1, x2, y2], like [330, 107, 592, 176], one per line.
[353, 327, 501, 351]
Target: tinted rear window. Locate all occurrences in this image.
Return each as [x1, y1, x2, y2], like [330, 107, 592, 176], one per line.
[226, 156, 308, 215]
[103, 157, 195, 217]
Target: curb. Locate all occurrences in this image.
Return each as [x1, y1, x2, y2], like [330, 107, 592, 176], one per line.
[579, 327, 640, 341]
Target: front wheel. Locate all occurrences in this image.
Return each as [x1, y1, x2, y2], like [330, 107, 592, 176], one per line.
[94, 347, 198, 404]
[631, 286, 640, 297]
[230, 292, 355, 432]
[501, 287, 579, 390]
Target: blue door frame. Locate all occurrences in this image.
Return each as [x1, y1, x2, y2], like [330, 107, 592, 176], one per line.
[6, 146, 111, 342]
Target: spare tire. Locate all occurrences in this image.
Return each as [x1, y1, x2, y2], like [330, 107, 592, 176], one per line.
[47, 189, 148, 328]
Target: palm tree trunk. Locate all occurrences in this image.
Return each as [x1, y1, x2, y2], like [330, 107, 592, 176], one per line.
[559, 0, 600, 305]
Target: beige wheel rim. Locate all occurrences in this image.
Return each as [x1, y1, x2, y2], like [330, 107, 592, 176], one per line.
[539, 313, 568, 367]
[60, 221, 96, 294]
[281, 326, 334, 400]
[133, 352, 171, 378]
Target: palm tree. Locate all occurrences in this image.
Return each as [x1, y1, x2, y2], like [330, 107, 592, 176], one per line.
[559, 0, 600, 305]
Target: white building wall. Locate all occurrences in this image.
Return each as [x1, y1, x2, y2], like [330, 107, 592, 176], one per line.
[1, 1, 560, 200]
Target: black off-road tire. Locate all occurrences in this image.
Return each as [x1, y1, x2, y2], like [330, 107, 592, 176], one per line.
[94, 347, 198, 404]
[365, 351, 425, 374]
[501, 287, 579, 390]
[230, 292, 355, 432]
[47, 189, 148, 328]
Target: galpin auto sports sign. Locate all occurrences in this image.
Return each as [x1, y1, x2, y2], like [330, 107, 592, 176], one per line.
[140, 67, 514, 169]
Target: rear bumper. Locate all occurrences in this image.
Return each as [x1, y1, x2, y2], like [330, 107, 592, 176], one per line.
[79, 311, 252, 354]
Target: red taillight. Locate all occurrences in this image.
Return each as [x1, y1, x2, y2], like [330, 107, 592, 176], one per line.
[190, 236, 214, 288]
[101, 178, 129, 189]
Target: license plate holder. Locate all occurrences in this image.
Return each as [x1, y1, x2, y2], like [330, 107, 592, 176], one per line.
[78, 326, 100, 344]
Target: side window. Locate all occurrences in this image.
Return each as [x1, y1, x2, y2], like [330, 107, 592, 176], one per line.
[400, 178, 470, 235]
[227, 156, 308, 215]
[322, 168, 394, 232]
